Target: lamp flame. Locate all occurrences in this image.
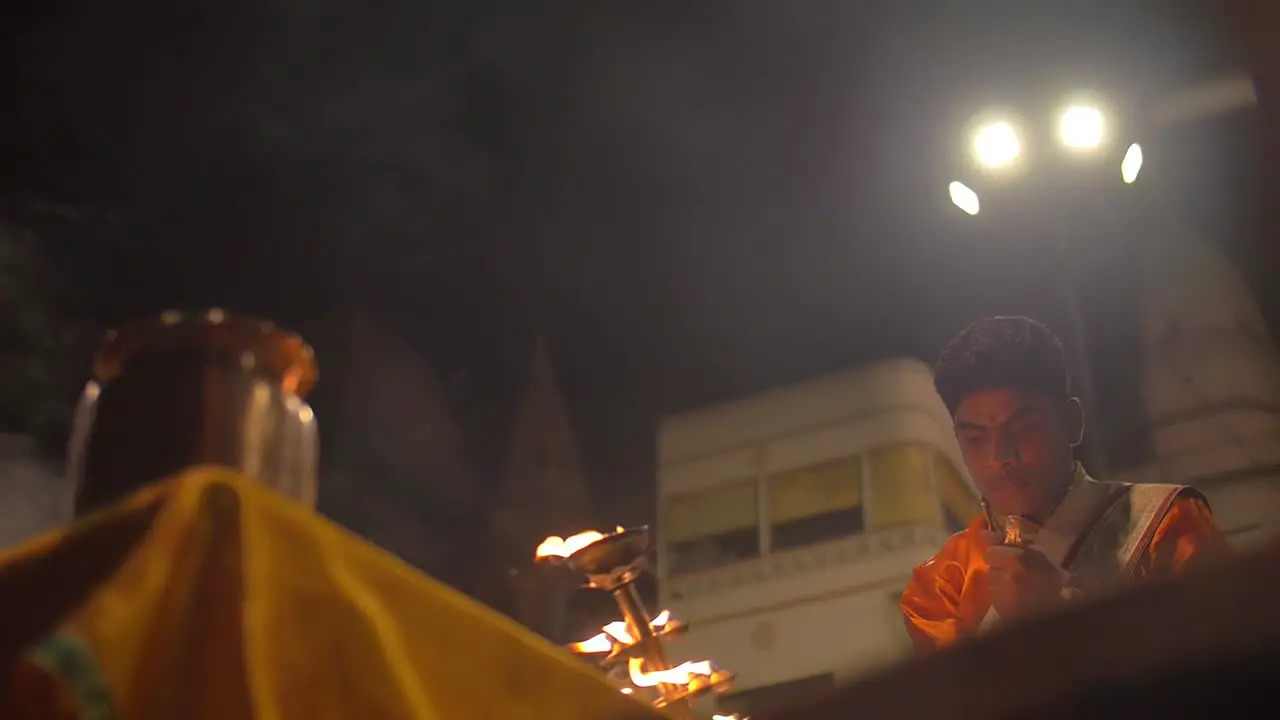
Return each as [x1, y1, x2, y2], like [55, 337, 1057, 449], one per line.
[570, 633, 614, 654]
[627, 657, 715, 688]
[534, 526, 629, 560]
[535, 530, 606, 559]
[569, 610, 675, 653]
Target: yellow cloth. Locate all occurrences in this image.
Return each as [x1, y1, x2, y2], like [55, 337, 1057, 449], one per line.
[0, 467, 665, 720]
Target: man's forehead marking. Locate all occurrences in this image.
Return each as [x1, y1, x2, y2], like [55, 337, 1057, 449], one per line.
[955, 405, 1043, 429]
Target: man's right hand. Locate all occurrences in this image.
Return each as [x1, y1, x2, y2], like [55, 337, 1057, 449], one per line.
[984, 542, 1070, 619]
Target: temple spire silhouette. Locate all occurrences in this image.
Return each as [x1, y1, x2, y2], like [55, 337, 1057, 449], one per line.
[475, 333, 592, 639]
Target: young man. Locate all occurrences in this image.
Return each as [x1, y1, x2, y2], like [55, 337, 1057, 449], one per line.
[901, 316, 1227, 652]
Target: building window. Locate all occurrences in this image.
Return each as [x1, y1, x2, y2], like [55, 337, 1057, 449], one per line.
[666, 479, 759, 576]
[935, 451, 979, 533]
[866, 443, 937, 531]
[767, 455, 864, 551]
[718, 673, 836, 716]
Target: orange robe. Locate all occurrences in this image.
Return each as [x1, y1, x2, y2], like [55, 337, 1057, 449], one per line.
[900, 494, 1226, 653]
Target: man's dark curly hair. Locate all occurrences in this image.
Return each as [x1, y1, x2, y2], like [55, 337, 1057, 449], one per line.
[934, 316, 1071, 416]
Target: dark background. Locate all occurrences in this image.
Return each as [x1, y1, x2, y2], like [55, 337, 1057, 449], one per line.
[0, 1, 1268, 527]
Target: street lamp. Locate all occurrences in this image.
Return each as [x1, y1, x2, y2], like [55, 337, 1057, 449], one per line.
[945, 95, 1143, 480]
[1121, 143, 1144, 184]
[972, 120, 1022, 169]
[951, 104, 1142, 215]
[949, 181, 981, 216]
[1058, 104, 1106, 150]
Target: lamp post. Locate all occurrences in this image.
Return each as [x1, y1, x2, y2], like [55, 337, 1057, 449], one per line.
[947, 100, 1146, 480]
[1054, 231, 1108, 481]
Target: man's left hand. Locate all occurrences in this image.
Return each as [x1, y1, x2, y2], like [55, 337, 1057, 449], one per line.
[983, 543, 1070, 620]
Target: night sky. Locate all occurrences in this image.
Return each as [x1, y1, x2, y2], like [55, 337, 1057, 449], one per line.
[1, 1, 1266, 521]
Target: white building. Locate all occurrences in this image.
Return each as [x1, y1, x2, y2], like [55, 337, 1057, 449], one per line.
[1114, 235, 1280, 548]
[655, 359, 978, 717]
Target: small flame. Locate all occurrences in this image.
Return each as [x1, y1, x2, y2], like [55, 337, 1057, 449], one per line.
[535, 530, 606, 559]
[570, 633, 614, 653]
[569, 610, 676, 653]
[603, 621, 632, 644]
[627, 657, 715, 688]
[620, 687, 634, 695]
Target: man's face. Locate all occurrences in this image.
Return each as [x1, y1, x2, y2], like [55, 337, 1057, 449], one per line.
[953, 387, 1081, 520]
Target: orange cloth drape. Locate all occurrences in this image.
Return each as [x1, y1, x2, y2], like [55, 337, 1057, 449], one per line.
[0, 467, 664, 720]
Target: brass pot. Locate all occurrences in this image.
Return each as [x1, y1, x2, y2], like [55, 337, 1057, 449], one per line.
[68, 309, 320, 516]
